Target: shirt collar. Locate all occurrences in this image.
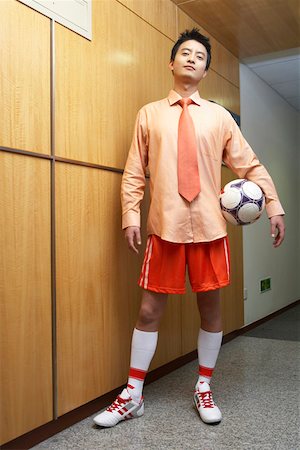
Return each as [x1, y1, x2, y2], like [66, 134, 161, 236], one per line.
[167, 89, 202, 106]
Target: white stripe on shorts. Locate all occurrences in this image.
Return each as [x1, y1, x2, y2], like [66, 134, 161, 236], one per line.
[223, 237, 230, 280]
[143, 237, 153, 289]
[139, 236, 151, 286]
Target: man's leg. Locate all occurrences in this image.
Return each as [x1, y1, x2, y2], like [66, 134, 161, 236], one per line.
[127, 290, 168, 401]
[196, 289, 223, 383]
[194, 289, 223, 424]
[197, 288, 222, 332]
[93, 289, 167, 427]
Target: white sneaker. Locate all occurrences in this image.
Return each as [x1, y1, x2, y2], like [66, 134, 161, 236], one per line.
[93, 388, 144, 427]
[194, 381, 222, 424]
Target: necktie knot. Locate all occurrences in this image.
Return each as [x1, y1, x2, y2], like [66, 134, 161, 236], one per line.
[178, 98, 193, 108]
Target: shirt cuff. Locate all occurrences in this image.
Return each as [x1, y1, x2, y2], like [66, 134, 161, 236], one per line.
[122, 211, 141, 229]
[265, 200, 285, 219]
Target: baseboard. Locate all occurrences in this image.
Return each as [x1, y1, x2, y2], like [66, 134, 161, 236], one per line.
[1, 298, 299, 450]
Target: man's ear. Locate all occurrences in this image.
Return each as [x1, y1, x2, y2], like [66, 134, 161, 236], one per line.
[168, 61, 174, 72]
[202, 70, 208, 80]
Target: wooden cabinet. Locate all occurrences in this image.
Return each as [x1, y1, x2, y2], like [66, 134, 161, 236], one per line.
[0, 153, 53, 444]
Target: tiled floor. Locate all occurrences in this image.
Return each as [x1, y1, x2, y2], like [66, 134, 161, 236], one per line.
[33, 304, 300, 450]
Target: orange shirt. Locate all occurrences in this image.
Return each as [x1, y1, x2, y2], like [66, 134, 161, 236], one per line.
[121, 90, 284, 243]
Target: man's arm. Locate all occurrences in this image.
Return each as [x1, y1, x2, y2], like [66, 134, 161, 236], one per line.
[121, 109, 148, 253]
[222, 114, 285, 247]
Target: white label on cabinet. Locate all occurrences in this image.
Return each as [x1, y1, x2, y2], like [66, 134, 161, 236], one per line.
[18, 0, 92, 40]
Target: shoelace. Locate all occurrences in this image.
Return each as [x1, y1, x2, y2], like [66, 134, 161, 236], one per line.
[197, 390, 215, 408]
[107, 395, 130, 412]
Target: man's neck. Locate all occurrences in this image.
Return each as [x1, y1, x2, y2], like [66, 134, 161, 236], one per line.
[173, 82, 199, 98]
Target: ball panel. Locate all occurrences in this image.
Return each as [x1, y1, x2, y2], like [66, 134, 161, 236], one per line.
[237, 203, 260, 223]
[220, 189, 242, 209]
[243, 181, 263, 200]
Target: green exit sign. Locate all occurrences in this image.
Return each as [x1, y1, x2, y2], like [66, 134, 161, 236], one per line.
[260, 277, 271, 293]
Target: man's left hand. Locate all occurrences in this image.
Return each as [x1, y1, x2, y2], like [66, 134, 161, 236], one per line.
[270, 215, 285, 248]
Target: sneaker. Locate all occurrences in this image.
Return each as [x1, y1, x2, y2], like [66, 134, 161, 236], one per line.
[194, 381, 222, 424]
[93, 388, 144, 427]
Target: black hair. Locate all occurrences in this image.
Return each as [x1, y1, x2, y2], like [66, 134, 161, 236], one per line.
[170, 28, 211, 70]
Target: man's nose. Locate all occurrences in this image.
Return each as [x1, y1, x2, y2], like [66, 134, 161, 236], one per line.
[187, 56, 195, 64]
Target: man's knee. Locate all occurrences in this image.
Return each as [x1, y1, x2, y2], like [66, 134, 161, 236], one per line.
[197, 290, 221, 322]
[138, 302, 160, 325]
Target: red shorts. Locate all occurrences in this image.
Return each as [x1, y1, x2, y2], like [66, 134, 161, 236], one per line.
[138, 235, 230, 294]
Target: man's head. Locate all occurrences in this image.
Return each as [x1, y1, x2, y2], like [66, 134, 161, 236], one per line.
[170, 28, 211, 70]
[169, 29, 211, 85]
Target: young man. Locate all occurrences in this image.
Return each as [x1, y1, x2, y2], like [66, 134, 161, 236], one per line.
[94, 29, 285, 427]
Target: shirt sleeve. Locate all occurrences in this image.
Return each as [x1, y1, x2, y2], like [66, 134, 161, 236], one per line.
[222, 112, 285, 218]
[121, 108, 149, 229]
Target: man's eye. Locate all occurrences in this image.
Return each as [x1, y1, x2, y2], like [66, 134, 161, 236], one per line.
[197, 56, 203, 60]
[182, 52, 189, 56]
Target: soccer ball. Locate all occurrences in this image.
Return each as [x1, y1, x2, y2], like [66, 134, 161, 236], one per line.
[220, 179, 265, 225]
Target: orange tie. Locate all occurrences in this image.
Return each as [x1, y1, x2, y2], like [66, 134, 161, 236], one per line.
[177, 98, 201, 202]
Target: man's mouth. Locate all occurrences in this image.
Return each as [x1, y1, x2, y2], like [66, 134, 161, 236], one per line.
[184, 65, 195, 71]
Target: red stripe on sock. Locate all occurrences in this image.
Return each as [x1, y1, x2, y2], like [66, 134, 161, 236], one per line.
[129, 367, 147, 381]
[199, 365, 214, 377]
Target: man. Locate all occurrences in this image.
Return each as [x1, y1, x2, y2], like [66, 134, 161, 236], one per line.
[94, 28, 285, 427]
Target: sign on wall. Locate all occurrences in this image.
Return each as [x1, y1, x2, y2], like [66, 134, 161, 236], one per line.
[18, 0, 92, 40]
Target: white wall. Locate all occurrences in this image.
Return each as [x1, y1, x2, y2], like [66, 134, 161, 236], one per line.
[239, 63, 300, 326]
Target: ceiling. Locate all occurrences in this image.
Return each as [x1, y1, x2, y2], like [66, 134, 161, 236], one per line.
[243, 50, 300, 111]
[173, 0, 300, 111]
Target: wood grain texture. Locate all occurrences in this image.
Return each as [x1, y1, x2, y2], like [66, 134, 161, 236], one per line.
[174, 0, 300, 58]
[178, 9, 240, 87]
[117, 0, 177, 40]
[200, 68, 240, 115]
[55, 164, 181, 415]
[55, 0, 173, 168]
[0, 153, 52, 445]
[0, 0, 50, 154]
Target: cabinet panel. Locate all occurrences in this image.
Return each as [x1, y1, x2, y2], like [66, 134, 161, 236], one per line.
[56, 164, 181, 415]
[0, 1, 50, 154]
[118, 0, 177, 41]
[0, 153, 52, 444]
[55, 0, 173, 167]
[200, 68, 240, 115]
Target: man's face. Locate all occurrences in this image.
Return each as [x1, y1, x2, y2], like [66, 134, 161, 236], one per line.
[169, 39, 208, 84]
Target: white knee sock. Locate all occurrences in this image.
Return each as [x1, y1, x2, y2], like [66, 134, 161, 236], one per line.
[127, 328, 158, 402]
[197, 328, 223, 385]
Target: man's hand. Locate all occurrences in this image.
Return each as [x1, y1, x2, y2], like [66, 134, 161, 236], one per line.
[124, 226, 142, 254]
[270, 215, 285, 248]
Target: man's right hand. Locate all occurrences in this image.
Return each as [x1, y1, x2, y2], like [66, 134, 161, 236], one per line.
[124, 226, 142, 254]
